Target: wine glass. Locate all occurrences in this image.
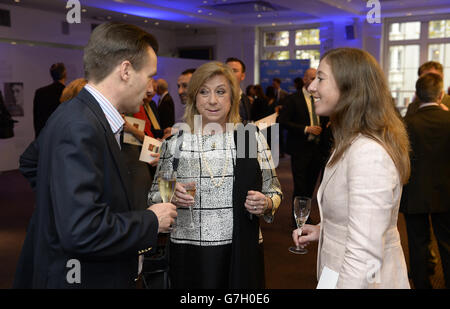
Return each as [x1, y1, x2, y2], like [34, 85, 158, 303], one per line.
[158, 170, 177, 203]
[158, 170, 177, 232]
[179, 181, 197, 229]
[288, 196, 311, 254]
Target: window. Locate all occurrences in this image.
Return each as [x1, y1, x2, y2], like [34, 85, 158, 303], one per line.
[383, 15, 450, 115]
[264, 31, 289, 47]
[295, 29, 320, 46]
[261, 26, 321, 67]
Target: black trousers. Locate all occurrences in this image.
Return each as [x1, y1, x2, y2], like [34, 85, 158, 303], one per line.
[403, 212, 449, 289]
[290, 146, 321, 227]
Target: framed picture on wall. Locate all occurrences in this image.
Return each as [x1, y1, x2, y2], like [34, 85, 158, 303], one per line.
[3, 82, 24, 117]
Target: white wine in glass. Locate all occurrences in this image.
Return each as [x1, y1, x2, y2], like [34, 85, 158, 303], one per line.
[289, 196, 312, 255]
[158, 171, 176, 203]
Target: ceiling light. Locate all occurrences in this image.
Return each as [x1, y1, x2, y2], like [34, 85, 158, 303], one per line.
[154, 22, 159, 26]
[272, 23, 276, 26]
[198, 9, 203, 13]
[81, 8, 87, 13]
[257, 14, 262, 18]
[14, 0, 20, 3]
[123, 14, 127, 17]
[208, 12, 213, 16]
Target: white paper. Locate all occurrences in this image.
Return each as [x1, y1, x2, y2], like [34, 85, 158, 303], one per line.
[123, 116, 146, 146]
[316, 266, 339, 289]
[139, 135, 162, 164]
[255, 112, 278, 130]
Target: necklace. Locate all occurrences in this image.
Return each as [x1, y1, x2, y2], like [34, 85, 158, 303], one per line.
[197, 132, 231, 188]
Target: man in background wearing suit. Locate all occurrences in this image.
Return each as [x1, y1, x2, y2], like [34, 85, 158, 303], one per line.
[155, 78, 175, 130]
[405, 61, 450, 117]
[177, 68, 195, 105]
[272, 77, 288, 105]
[14, 22, 177, 289]
[279, 68, 329, 226]
[33, 63, 66, 138]
[401, 73, 450, 289]
[226, 57, 252, 124]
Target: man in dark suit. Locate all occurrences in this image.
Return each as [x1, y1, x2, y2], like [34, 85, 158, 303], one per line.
[279, 68, 330, 226]
[272, 77, 288, 105]
[14, 22, 177, 289]
[401, 73, 450, 289]
[33, 63, 66, 138]
[405, 61, 450, 117]
[226, 57, 252, 124]
[155, 78, 175, 130]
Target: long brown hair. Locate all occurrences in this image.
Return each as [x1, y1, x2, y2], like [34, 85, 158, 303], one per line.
[323, 48, 410, 184]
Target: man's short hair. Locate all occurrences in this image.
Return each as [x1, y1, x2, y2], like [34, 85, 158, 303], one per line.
[50, 63, 66, 81]
[418, 61, 443, 76]
[225, 57, 246, 73]
[181, 68, 196, 75]
[273, 77, 281, 84]
[84, 22, 159, 83]
[415, 73, 443, 103]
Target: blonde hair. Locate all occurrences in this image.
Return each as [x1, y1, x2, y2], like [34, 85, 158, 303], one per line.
[323, 48, 410, 184]
[183, 61, 241, 131]
[60, 78, 88, 103]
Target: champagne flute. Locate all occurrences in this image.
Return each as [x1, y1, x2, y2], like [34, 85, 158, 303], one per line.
[158, 170, 177, 232]
[180, 181, 197, 229]
[289, 196, 311, 254]
[158, 170, 177, 203]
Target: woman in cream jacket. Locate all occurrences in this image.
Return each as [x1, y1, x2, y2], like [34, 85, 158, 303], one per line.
[292, 48, 410, 289]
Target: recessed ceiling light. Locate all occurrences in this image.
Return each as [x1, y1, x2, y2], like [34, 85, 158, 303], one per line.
[82, 8, 87, 13]
[198, 9, 203, 13]
[11, 41, 17, 45]
[203, 0, 208, 3]
[14, 0, 20, 3]
[154, 22, 159, 26]
[257, 14, 262, 18]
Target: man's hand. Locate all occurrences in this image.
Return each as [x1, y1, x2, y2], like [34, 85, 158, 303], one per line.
[148, 203, 177, 233]
[305, 126, 322, 136]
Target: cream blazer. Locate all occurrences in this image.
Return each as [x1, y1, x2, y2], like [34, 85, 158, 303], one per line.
[316, 135, 410, 289]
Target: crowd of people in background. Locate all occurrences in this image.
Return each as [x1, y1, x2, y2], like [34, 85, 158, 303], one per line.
[12, 20, 449, 289]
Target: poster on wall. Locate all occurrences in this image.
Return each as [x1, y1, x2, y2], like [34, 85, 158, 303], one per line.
[3, 82, 24, 117]
[260, 59, 310, 94]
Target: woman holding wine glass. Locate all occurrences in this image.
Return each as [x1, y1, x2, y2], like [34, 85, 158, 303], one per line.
[148, 61, 282, 288]
[292, 48, 411, 288]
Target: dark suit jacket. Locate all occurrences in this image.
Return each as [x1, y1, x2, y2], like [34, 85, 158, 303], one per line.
[33, 81, 65, 138]
[239, 94, 252, 124]
[404, 93, 450, 118]
[14, 89, 159, 288]
[278, 91, 327, 155]
[157, 93, 175, 130]
[401, 105, 450, 214]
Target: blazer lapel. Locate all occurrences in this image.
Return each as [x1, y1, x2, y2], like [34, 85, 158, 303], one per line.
[77, 89, 133, 210]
